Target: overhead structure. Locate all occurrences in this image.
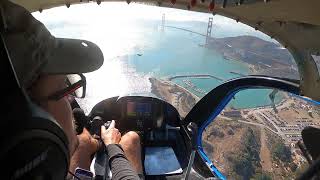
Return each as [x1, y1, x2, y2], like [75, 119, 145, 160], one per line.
[9, 0, 320, 101]
[205, 17, 213, 46]
[161, 13, 165, 32]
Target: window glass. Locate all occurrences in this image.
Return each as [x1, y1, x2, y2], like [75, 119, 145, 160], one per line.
[202, 89, 319, 179]
[34, 3, 299, 115]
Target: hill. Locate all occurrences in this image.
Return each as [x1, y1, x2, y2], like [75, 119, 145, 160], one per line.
[207, 35, 299, 79]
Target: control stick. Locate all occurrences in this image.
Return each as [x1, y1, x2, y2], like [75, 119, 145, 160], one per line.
[73, 110, 113, 179]
[90, 116, 111, 136]
[185, 122, 198, 180]
[90, 117, 112, 180]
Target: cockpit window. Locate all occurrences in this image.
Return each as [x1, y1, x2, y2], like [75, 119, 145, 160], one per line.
[202, 89, 319, 179]
[33, 2, 299, 115]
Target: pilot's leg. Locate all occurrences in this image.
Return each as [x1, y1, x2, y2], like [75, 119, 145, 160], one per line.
[119, 131, 143, 174]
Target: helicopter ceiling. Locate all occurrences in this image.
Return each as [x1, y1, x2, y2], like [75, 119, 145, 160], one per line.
[8, 0, 320, 100]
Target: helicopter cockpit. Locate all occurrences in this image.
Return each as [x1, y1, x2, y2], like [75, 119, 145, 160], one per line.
[2, 0, 320, 180]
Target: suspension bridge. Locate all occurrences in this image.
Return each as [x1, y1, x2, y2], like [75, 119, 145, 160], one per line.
[161, 14, 213, 46]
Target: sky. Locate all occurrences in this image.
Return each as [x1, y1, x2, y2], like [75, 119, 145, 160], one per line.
[33, 2, 212, 22]
[32, 2, 277, 59]
[32, 2, 273, 39]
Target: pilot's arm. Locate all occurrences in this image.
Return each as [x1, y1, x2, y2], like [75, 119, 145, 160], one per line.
[101, 120, 140, 180]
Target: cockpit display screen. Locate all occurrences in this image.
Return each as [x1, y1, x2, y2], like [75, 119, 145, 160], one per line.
[127, 101, 152, 117]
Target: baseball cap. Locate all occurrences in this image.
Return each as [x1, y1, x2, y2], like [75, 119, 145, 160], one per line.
[1, 0, 104, 88]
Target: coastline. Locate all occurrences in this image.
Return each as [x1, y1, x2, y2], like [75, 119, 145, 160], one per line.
[171, 80, 201, 101]
[222, 53, 259, 75]
[149, 77, 199, 117]
[149, 76, 286, 116]
[227, 53, 298, 79]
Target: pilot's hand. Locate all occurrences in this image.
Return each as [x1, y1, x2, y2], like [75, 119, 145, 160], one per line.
[69, 128, 100, 172]
[76, 128, 100, 156]
[101, 120, 121, 146]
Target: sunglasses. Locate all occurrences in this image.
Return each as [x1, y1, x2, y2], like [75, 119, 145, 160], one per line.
[47, 74, 86, 101]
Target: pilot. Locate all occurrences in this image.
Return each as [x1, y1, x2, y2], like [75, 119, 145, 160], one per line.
[1, 0, 143, 179]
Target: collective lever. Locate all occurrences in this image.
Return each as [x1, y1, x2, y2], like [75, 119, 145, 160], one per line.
[185, 122, 198, 180]
[73, 108, 89, 134]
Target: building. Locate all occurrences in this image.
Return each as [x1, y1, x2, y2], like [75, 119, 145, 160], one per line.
[223, 110, 242, 118]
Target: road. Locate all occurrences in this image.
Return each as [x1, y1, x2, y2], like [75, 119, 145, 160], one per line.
[238, 120, 278, 134]
[260, 127, 273, 172]
[256, 111, 284, 137]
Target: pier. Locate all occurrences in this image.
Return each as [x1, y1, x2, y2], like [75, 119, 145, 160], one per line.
[229, 71, 246, 76]
[167, 74, 224, 81]
[182, 79, 206, 95]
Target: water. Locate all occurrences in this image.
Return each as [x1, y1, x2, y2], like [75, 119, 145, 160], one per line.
[123, 23, 281, 109]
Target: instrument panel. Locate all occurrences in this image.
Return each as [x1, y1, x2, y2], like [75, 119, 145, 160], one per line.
[88, 96, 180, 132]
[119, 96, 164, 131]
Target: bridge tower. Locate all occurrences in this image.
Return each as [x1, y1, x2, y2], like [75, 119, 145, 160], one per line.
[161, 13, 165, 32]
[205, 17, 213, 46]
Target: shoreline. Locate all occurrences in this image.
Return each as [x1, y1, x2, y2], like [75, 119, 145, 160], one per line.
[149, 76, 288, 117]
[168, 80, 201, 101]
[150, 76, 288, 112]
[149, 77, 200, 101]
[149, 77, 199, 117]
